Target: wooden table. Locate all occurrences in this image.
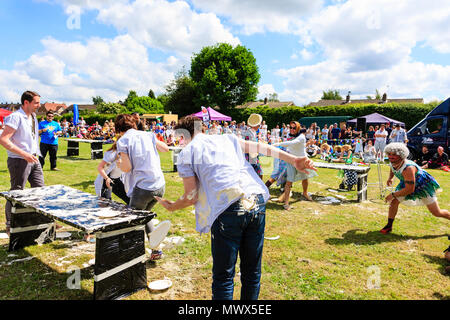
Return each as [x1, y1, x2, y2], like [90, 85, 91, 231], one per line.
[64, 138, 111, 160]
[313, 162, 371, 202]
[0, 185, 156, 300]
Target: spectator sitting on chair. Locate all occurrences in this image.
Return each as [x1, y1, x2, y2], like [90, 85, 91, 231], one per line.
[332, 144, 352, 163]
[319, 143, 332, 160]
[414, 145, 432, 167]
[363, 140, 377, 163]
[422, 146, 449, 170]
[306, 139, 320, 157]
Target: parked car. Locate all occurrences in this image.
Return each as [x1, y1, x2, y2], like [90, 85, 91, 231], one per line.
[407, 98, 449, 160]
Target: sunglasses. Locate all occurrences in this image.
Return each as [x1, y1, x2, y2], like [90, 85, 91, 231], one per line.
[290, 127, 296, 130]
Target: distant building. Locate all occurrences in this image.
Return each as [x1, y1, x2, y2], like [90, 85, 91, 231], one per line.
[62, 104, 97, 114]
[307, 92, 424, 107]
[1, 102, 69, 115]
[0, 103, 21, 112]
[36, 102, 68, 116]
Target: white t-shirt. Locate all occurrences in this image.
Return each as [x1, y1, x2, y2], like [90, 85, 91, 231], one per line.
[305, 128, 314, 140]
[272, 128, 280, 138]
[3, 108, 40, 158]
[375, 129, 388, 143]
[94, 150, 124, 196]
[273, 134, 307, 157]
[116, 129, 165, 196]
[177, 133, 269, 234]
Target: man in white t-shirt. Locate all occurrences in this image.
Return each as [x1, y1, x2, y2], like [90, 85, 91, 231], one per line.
[0, 91, 45, 235]
[155, 116, 315, 300]
[374, 124, 388, 161]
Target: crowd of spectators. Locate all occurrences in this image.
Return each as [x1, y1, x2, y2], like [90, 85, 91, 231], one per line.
[202, 119, 448, 169]
[44, 114, 448, 170]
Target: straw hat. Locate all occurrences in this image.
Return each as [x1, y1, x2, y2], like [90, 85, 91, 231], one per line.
[247, 113, 262, 127]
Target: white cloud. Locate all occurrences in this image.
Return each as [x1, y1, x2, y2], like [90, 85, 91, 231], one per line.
[257, 84, 276, 100]
[273, 0, 450, 105]
[276, 60, 450, 106]
[191, 0, 323, 34]
[302, 0, 450, 70]
[94, 0, 240, 57]
[0, 35, 181, 104]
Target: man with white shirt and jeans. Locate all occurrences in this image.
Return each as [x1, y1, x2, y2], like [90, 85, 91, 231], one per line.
[0, 91, 45, 236]
[155, 116, 316, 300]
[374, 124, 388, 161]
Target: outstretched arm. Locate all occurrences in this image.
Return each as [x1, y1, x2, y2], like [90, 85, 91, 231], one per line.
[239, 139, 316, 174]
[156, 140, 170, 152]
[155, 176, 198, 211]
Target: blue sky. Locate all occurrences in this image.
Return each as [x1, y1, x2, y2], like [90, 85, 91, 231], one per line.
[0, 0, 449, 106]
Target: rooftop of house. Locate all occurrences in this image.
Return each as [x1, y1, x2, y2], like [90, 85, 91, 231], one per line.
[307, 93, 424, 107]
[236, 100, 295, 109]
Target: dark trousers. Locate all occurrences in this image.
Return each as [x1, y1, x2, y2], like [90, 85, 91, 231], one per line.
[39, 143, 58, 169]
[101, 176, 130, 205]
[5, 158, 45, 231]
[129, 185, 165, 239]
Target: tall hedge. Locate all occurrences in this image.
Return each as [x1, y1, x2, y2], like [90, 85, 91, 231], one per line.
[55, 113, 117, 125]
[227, 101, 440, 130]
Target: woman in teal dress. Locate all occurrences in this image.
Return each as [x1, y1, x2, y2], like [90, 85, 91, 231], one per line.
[380, 143, 450, 234]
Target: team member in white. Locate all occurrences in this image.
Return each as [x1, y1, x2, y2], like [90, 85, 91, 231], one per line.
[0, 91, 44, 236]
[115, 114, 170, 260]
[155, 116, 316, 300]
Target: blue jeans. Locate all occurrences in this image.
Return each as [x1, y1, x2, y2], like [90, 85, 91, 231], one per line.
[210, 194, 266, 300]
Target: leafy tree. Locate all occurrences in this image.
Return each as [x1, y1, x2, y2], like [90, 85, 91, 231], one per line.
[321, 89, 342, 100]
[92, 96, 104, 105]
[164, 70, 198, 116]
[190, 43, 260, 111]
[96, 102, 125, 114]
[366, 89, 382, 100]
[124, 90, 138, 107]
[268, 93, 279, 102]
[126, 96, 164, 114]
[375, 89, 382, 100]
[148, 89, 156, 99]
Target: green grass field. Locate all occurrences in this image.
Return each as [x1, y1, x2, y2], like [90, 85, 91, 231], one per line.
[0, 141, 448, 300]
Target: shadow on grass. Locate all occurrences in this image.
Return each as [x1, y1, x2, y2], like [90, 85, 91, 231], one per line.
[422, 254, 450, 276]
[59, 156, 91, 161]
[325, 229, 448, 246]
[71, 180, 95, 189]
[0, 246, 93, 300]
[432, 292, 450, 300]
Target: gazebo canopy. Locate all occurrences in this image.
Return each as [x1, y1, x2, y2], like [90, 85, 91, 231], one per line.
[347, 112, 405, 126]
[0, 108, 12, 122]
[190, 107, 231, 121]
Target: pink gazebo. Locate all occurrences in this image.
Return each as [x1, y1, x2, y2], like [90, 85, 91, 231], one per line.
[190, 107, 231, 121]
